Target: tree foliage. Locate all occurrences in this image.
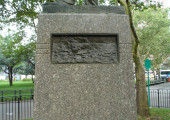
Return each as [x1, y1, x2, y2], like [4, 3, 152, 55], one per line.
[17, 41, 36, 78]
[0, 31, 25, 86]
[0, 0, 42, 31]
[134, 8, 170, 77]
[0, 31, 36, 86]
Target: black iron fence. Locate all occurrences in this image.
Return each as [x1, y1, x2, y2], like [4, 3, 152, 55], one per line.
[149, 89, 170, 108]
[0, 89, 34, 120]
[0, 89, 169, 120]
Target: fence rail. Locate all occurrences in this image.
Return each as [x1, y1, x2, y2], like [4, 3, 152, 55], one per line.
[0, 89, 34, 120]
[1, 89, 34, 98]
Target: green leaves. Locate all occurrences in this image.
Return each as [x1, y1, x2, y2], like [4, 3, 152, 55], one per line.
[0, 30, 35, 69]
[133, 8, 170, 71]
[108, 0, 118, 5]
[76, 0, 84, 5]
[0, 31, 35, 86]
[0, 32, 23, 65]
[0, 0, 40, 31]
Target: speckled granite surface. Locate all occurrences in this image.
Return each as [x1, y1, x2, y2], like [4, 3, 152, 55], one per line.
[34, 12, 137, 120]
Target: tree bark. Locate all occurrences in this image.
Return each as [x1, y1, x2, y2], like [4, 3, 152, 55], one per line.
[32, 75, 34, 83]
[153, 70, 156, 80]
[156, 68, 161, 79]
[135, 55, 150, 117]
[8, 66, 13, 86]
[117, 0, 150, 117]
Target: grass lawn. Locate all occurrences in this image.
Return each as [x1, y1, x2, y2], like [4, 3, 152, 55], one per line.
[0, 80, 34, 98]
[24, 108, 170, 120]
[138, 108, 170, 120]
[0, 80, 34, 91]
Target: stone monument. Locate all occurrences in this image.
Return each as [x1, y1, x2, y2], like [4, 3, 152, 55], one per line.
[34, 2, 137, 120]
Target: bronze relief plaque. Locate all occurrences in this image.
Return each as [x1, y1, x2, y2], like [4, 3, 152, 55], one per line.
[51, 34, 119, 63]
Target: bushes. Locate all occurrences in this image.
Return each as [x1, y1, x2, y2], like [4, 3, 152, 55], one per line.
[22, 78, 32, 81]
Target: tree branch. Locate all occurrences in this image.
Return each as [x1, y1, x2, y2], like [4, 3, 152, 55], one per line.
[1, 68, 9, 74]
[32, 18, 37, 33]
[27, 59, 35, 68]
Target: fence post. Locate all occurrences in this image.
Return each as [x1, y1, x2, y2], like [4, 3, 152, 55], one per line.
[1, 91, 4, 120]
[19, 89, 22, 100]
[31, 89, 34, 99]
[14, 90, 17, 101]
[1, 91, 3, 102]
[158, 89, 160, 108]
[18, 89, 22, 120]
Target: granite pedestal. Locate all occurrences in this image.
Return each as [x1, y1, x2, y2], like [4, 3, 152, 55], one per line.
[34, 6, 137, 120]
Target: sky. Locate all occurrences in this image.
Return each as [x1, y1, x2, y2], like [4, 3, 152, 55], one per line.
[164, 0, 170, 8]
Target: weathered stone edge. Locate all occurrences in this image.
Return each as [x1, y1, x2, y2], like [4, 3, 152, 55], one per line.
[42, 5, 125, 14]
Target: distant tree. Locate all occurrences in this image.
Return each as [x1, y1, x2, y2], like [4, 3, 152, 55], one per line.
[133, 8, 170, 79]
[0, 31, 25, 86]
[161, 58, 170, 70]
[16, 61, 35, 83]
[15, 40, 36, 74]
[16, 41, 36, 83]
[0, 30, 35, 86]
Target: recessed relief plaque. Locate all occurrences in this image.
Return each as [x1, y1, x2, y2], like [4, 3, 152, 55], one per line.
[51, 34, 119, 63]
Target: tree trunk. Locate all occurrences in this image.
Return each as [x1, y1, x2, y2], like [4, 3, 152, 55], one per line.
[156, 68, 161, 79]
[32, 75, 34, 83]
[153, 71, 156, 80]
[135, 55, 150, 117]
[117, 0, 150, 117]
[8, 66, 13, 86]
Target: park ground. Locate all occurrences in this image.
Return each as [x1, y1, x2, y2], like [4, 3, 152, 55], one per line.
[138, 108, 170, 120]
[23, 108, 170, 120]
[0, 80, 34, 97]
[0, 80, 34, 91]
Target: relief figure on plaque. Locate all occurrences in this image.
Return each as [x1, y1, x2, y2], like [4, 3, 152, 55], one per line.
[52, 36, 118, 64]
[47, 0, 98, 5]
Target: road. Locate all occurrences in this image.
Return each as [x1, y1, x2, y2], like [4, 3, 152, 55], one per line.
[149, 82, 170, 90]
